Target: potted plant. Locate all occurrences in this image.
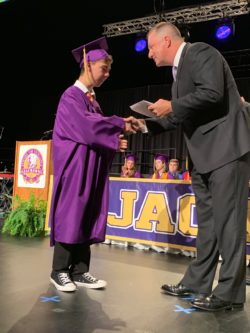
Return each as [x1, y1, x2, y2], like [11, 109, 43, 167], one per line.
[1, 193, 47, 237]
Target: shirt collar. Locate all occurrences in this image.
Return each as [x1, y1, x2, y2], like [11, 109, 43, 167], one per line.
[173, 42, 186, 67]
[74, 80, 96, 98]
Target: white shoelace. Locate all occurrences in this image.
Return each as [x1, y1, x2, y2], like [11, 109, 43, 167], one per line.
[58, 272, 72, 285]
[83, 272, 98, 282]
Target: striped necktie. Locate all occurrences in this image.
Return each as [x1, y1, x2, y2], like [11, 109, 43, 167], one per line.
[85, 91, 95, 102]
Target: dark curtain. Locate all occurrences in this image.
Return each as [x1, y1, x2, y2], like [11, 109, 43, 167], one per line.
[97, 78, 250, 176]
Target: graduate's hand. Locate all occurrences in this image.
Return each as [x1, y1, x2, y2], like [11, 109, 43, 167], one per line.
[148, 99, 172, 118]
[123, 117, 146, 133]
[118, 134, 128, 152]
[123, 117, 137, 134]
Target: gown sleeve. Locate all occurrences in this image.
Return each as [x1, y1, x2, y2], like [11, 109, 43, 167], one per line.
[54, 87, 125, 151]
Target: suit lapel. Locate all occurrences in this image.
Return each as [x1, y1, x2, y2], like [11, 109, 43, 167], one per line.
[172, 43, 191, 98]
[171, 81, 177, 98]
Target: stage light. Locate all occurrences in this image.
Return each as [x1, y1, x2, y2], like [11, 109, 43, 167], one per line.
[134, 37, 147, 53]
[215, 18, 235, 40]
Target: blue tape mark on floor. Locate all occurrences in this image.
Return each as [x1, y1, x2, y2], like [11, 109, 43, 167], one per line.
[174, 304, 196, 314]
[40, 296, 61, 303]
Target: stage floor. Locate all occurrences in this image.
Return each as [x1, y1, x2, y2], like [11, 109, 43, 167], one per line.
[0, 234, 250, 333]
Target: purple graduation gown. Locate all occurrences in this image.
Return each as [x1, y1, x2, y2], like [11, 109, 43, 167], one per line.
[134, 171, 141, 178]
[49, 85, 124, 246]
[166, 171, 183, 180]
[120, 170, 141, 178]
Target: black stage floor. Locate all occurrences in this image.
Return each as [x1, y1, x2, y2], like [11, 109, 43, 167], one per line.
[0, 234, 249, 333]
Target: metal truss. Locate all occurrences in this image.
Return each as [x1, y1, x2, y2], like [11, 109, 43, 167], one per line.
[103, 0, 250, 37]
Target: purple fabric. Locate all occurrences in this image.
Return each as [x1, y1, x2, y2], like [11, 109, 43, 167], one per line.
[120, 170, 141, 178]
[87, 49, 109, 62]
[167, 172, 183, 180]
[71, 37, 109, 67]
[125, 153, 136, 161]
[154, 154, 168, 163]
[79, 50, 109, 68]
[134, 171, 141, 178]
[49, 85, 124, 246]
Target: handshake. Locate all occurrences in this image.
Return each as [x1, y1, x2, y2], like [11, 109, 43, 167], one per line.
[123, 116, 146, 135]
[122, 98, 173, 135]
[118, 117, 146, 152]
[119, 98, 173, 151]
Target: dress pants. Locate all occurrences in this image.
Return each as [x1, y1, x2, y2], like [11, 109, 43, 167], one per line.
[52, 241, 91, 277]
[181, 152, 250, 303]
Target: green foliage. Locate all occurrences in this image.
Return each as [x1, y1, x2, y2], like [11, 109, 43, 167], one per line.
[2, 193, 47, 237]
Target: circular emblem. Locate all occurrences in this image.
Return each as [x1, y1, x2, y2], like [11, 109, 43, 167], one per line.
[20, 148, 44, 183]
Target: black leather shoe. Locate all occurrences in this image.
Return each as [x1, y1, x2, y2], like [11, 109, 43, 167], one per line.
[246, 277, 250, 285]
[161, 283, 194, 296]
[192, 293, 210, 301]
[231, 303, 244, 309]
[190, 294, 243, 312]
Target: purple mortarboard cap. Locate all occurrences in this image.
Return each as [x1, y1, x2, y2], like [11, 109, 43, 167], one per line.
[125, 154, 137, 162]
[71, 37, 109, 68]
[154, 153, 168, 163]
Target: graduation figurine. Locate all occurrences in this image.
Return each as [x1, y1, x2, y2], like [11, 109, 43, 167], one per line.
[120, 153, 141, 178]
[49, 37, 129, 292]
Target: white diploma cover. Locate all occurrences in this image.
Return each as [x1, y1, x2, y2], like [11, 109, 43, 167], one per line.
[130, 100, 155, 118]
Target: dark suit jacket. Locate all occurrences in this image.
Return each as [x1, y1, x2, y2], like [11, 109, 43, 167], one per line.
[146, 42, 250, 174]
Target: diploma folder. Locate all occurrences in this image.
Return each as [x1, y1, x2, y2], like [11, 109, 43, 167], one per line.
[129, 100, 155, 118]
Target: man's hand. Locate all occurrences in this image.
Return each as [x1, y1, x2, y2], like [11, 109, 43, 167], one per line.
[118, 134, 128, 152]
[124, 116, 146, 133]
[134, 118, 147, 132]
[148, 99, 172, 118]
[123, 117, 137, 134]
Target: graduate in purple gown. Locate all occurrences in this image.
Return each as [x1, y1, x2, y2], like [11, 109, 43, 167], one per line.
[166, 158, 183, 180]
[151, 153, 168, 179]
[49, 37, 133, 292]
[120, 153, 141, 178]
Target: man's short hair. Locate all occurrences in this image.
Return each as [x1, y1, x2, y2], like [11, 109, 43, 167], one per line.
[169, 158, 179, 164]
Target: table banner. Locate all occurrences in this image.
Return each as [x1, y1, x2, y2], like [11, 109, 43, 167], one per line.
[106, 178, 250, 257]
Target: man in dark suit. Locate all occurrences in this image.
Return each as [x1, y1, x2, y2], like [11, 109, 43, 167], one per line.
[133, 22, 250, 311]
[247, 277, 250, 285]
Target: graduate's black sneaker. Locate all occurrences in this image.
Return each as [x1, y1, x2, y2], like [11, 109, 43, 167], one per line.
[50, 272, 76, 292]
[73, 272, 107, 289]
